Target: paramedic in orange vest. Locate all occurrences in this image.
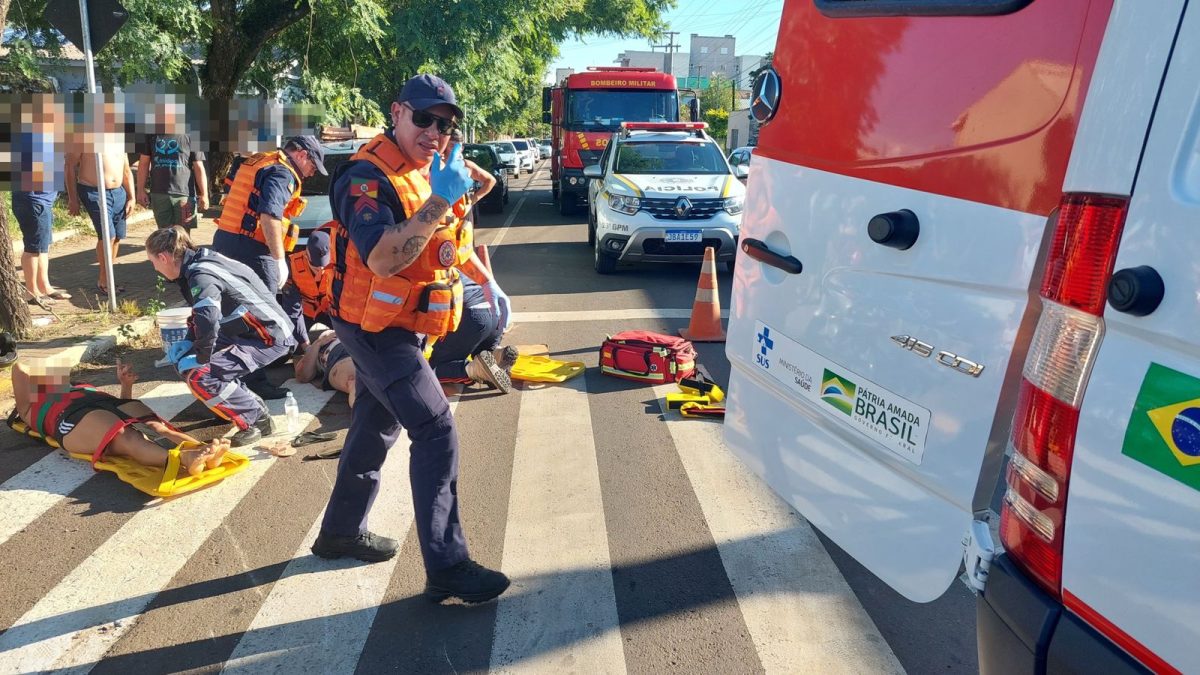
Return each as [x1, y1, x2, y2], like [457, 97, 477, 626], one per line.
[289, 223, 335, 326]
[213, 135, 325, 399]
[312, 74, 510, 604]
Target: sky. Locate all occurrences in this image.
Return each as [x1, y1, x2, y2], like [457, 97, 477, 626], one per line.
[547, 0, 785, 86]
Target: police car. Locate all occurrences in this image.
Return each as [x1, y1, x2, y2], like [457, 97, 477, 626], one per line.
[583, 122, 747, 274]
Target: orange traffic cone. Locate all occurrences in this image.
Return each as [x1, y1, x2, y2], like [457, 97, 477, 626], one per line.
[680, 246, 726, 342]
[475, 244, 492, 274]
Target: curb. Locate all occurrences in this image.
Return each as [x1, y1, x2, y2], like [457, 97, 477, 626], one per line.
[22, 315, 158, 368]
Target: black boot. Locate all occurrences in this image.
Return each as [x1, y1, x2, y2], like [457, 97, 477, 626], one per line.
[230, 404, 275, 447]
[425, 559, 511, 604]
[311, 530, 399, 562]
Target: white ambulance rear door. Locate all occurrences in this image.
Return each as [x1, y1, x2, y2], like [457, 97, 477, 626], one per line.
[725, 0, 1117, 602]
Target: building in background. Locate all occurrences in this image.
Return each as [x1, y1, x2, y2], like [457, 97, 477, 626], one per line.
[553, 67, 575, 84]
[688, 34, 737, 83]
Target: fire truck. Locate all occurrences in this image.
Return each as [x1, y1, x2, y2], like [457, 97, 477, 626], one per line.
[542, 66, 682, 215]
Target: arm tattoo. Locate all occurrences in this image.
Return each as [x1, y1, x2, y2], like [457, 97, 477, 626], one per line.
[378, 196, 449, 275]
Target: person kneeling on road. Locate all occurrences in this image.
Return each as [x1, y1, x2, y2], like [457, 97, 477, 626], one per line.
[312, 74, 510, 604]
[430, 275, 516, 392]
[11, 358, 231, 475]
[146, 227, 296, 447]
[294, 328, 357, 406]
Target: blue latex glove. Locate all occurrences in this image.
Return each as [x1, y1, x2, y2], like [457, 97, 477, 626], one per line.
[166, 339, 194, 365]
[175, 354, 200, 374]
[482, 279, 512, 333]
[429, 143, 473, 205]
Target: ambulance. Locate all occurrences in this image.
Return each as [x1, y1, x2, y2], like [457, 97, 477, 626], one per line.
[725, 1, 1200, 673]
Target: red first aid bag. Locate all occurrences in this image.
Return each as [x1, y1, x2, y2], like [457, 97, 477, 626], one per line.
[599, 331, 697, 384]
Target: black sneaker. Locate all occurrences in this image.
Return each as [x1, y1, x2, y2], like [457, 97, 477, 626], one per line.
[230, 410, 275, 447]
[230, 425, 262, 447]
[311, 530, 399, 563]
[425, 559, 511, 604]
[0, 331, 16, 368]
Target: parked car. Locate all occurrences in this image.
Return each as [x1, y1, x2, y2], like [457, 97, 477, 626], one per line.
[584, 121, 745, 274]
[486, 141, 520, 177]
[726, 2, 1199, 674]
[727, 146, 753, 182]
[537, 139, 552, 159]
[292, 138, 369, 247]
[509, 139, 536, 173]
[461, 143, 509, 214]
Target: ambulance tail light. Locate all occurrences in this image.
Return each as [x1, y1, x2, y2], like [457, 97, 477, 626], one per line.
[1000, 194, 1128, 598]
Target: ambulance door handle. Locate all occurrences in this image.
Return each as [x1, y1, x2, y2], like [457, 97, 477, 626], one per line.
[741, 238, 802, 274]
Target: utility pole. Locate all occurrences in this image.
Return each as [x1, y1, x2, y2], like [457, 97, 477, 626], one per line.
[653, 31, 680, 77]
[732, 63, 739, 110]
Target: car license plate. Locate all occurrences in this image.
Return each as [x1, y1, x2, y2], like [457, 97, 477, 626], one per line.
[665, 230, 702, 243]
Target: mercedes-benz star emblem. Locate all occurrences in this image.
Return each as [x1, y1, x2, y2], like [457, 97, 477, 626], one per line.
[750, 67, 782, 125]
[674, 197, 693, 218]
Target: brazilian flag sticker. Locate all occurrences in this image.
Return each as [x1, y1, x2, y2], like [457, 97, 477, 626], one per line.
[1122, 363, 1200, 492]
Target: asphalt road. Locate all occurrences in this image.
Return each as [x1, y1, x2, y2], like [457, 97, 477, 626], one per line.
[0, 162, 977, 674]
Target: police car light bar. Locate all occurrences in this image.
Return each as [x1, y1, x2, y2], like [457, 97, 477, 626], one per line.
[620, 122, 709, 131]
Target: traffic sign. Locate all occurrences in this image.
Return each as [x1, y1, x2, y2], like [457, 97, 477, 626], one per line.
[44, 0, 129, 53]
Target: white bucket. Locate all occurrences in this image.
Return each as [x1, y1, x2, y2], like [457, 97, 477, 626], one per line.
[156, 307, 192, 354]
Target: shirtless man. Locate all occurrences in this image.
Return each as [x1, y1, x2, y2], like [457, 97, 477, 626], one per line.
[66, 104, 135, 295]
[294, 328, 357, 406]
[11, 358, 229, 477]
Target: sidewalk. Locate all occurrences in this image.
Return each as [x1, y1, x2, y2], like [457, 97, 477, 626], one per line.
[9, 209, 219, 357]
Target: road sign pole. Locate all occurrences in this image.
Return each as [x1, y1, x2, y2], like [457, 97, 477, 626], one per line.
[79, 0, 117, 313]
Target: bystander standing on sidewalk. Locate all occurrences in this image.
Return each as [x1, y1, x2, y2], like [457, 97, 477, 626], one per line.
[13, 94, 70, 304]
[65, 102, 134, 296]
[136, 101, 208, 231]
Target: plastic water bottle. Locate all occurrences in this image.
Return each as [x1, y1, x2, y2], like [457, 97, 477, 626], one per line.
[284, 391, 300, 434]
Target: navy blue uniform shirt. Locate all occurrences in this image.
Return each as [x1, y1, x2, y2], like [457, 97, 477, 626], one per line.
[329, 133, 415, 261]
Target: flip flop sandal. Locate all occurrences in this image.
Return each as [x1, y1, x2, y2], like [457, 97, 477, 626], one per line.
[292, 430, 337, 448]
[47, 290, 72, 300]
[302, 447, 342, 462]
[96, 285, 127, 296]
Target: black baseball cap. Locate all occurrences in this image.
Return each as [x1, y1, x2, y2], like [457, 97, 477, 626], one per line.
[395, 74, 463, 121]
[287, 135, 328, 176]
[306, 228, 331, 267]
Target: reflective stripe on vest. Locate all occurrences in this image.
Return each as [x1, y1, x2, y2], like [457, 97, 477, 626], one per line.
[329, 134, 464, 336]
[215, 150, 305, 252]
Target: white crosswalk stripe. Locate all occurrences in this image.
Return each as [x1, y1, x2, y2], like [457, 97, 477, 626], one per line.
[0, 381, 197, 546]
[653, 385, 905, 674]
[221, 399, 457, 674]
[490, 378, 627, 674]
[0, 383, 334, 675]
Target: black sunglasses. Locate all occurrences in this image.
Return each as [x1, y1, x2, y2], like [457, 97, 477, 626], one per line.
[404, 104, 458, 135]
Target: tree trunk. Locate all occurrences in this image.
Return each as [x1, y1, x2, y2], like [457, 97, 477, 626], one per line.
[0, 206, 33, 338]
[0, 0, 34, 337]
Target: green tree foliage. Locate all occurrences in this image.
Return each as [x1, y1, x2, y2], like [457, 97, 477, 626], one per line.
[698, 73, 731, 116]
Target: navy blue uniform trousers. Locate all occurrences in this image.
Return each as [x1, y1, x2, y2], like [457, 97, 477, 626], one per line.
[429, 306, 502, 382]
[186, 336, 290, 429]
[322, 318, 469, 572]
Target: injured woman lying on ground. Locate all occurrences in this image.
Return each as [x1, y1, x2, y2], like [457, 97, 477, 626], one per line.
[9, 358, 230, 478]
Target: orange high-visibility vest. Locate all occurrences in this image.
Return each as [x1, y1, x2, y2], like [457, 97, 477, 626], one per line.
[329, 134, 471, 336]
[289, 221, 336, 320]
[216, 150, 306, 253]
